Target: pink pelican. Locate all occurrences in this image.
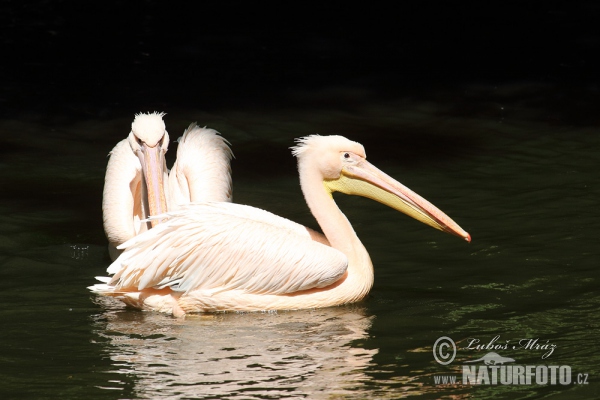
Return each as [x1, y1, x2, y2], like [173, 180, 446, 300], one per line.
[91, 135, 470, 316]
[102, 112, 233, 260]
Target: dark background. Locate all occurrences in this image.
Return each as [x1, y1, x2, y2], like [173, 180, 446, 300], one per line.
[2, 1, 599, 123]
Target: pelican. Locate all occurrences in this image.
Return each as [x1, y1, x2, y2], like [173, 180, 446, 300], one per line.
[102, 112, 232, 260]
[91, 135, 470, 316]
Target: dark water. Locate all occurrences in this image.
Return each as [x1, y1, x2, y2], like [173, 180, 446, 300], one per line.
[0, 82, 598, 399]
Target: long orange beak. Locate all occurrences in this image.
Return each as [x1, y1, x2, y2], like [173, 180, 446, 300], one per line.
[325, 159, 471, 242]
[137, 143, 168, 227]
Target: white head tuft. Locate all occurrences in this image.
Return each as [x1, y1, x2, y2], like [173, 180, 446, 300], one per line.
[131, 112, 167, 147]
[291, 135, 365, 159]
[291, 135, 366, 180]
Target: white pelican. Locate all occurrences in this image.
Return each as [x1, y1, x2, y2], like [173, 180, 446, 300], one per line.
[91, 135, 470, 316]
[102, 112, 232, 260]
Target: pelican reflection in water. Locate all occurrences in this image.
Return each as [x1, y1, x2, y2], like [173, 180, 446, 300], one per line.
[91, 134, 470, 316]
[92, 303, 377, 398]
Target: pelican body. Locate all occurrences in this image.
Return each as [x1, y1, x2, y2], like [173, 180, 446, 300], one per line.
[102, 112, 232, 260]
[91, 135, 470, 316]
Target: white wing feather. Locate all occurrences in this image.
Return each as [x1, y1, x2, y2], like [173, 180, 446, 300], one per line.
[106, 202, 347, 296]
[168, 125, 233, 209]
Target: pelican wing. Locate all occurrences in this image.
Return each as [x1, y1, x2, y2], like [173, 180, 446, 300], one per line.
[168, 126, 233, 209]
[106, 202, 347, 296]
[102, 139, 144, 247]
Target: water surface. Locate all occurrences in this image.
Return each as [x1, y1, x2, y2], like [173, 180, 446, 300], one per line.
[0, 83, 598, 399]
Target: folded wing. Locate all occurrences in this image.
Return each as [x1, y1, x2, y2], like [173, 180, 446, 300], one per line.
[103, 202, 348, 296]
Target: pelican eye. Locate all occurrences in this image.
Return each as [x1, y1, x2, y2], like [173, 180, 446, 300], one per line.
[343, 152, 350, 159]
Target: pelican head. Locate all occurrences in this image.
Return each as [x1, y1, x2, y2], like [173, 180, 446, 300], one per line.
[128, 112, 170, 227]
[293, 135, 470, 242]
[130, 112, 169, 148]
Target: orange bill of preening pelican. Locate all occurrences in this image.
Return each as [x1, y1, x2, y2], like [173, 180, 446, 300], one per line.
[135, 133, 168, 227]
[91, 134, 470, 316]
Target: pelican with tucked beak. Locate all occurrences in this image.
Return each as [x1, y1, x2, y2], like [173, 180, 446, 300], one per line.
[102, 112, 232, 260]
[91, 135, 469, 316]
